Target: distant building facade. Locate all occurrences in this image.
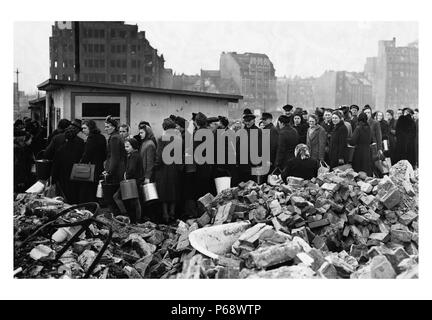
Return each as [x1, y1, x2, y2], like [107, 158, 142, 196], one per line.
[287, 77, 315, 111]
[172, 74, 201, 91]
[374, 37, 418, 110]
[313, 71, 373, 108]
[220, 52, 277, 112]
[50, 21, 167, 88]
[13, 82, 32, 120]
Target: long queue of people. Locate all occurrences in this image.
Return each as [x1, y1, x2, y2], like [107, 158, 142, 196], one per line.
[13, 103, 418, 225]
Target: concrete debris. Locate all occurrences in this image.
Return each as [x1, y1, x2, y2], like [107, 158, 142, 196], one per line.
[14, 160, 418, 279]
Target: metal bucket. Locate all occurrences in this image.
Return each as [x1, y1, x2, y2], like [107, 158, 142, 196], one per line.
[120, 179, 139, 200]
[214, 177, 231, 194]
[35, 159, 52, 181]
[252, 165, 269, 185]
[142, 183, 159, 202]
[383, 139, 389, 152]
[96, 180, 103, 198]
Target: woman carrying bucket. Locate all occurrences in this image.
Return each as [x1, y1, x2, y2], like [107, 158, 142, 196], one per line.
[112, 138, 143, 224]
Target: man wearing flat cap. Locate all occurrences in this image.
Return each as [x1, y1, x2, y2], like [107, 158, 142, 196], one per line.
[282, 104, 294, 123]
[236, 113, 262, 183]
[350, 105, 359, 131]
[275, 114, 299, 171]
[207, 117, 220, 132]
[261, 112, 279, 169]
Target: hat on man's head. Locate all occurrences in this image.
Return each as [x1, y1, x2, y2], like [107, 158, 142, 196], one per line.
[243, 114, 256, 122]
[169, 115, 177, 121]
[71, 119, 82, 130]
[243, 108, 253, 115]
[301, 110, 308, 115]
[363, 104, 372, 111]
[260, 112, 273, 120]
[339, 106, 349, 115]
[350, 104, 359, 111]
[283, 104, 294, 112]
[218, 116, 229, 128]
[207, 117, 219, 124]
[195, 112, 208, 127]
[162, 118, 177, 131]
[175, 116, 186, 129]
[315, 107, 324, 117]
[278, 115, 291, 124]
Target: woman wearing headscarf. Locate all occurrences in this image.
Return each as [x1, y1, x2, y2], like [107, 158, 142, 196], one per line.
[328, 110, 348, 169]
[306, 114, 327, 162]
[281, 144, 319, 181]
[78, 120, 107, 203]
[154, 118, 182, 223]
[52, 122, 85, 204]
[349, 112, 373, 176]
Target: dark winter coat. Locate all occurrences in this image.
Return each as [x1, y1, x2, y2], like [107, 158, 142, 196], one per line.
[349, 123, 373, 176]
[125, 150, 144, 183]
[14, 141, 35, 192]
[368, 118, 383, 151]
[105, 131, 127, 184]
[281, 157, 319, 181]
[306, 125, 327, 161]
[395, 115, 417, 166]
[80, 132, 107, 180]
[139, 139, 156, 180]
[236, 124, 263, 183]
[329, 121, 348, 169]
[52, 135, 85, 204]
[264, 123, 279, 166]
[275, 125, 299, 170]
[44, 133, 66, 160]
[194, 126, 216, 197]
[351, 115, 358, 131]
[154, 133, 181, 202]
[293, 122, 309, 144]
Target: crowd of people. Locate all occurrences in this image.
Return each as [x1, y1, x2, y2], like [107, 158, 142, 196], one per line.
[13, 103, 419, 224]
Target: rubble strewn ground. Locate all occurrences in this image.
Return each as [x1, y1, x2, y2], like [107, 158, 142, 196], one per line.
[13, 160, 418, 279]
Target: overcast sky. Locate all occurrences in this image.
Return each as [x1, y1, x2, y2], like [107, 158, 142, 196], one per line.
[14, 21, 418, 94]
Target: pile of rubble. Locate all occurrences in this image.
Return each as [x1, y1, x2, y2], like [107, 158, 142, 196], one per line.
[13, 160, 418, 279]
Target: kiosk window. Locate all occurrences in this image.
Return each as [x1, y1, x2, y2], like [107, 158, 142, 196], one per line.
[82, 102, 120, 118]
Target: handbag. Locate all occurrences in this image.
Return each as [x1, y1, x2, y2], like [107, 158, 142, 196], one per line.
[70, 163, 95, 182]
[318, 161, 330, 176]
[267, 168, 282, 185]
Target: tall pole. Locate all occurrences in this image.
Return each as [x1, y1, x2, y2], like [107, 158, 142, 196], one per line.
[14, 69, 20, 119]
